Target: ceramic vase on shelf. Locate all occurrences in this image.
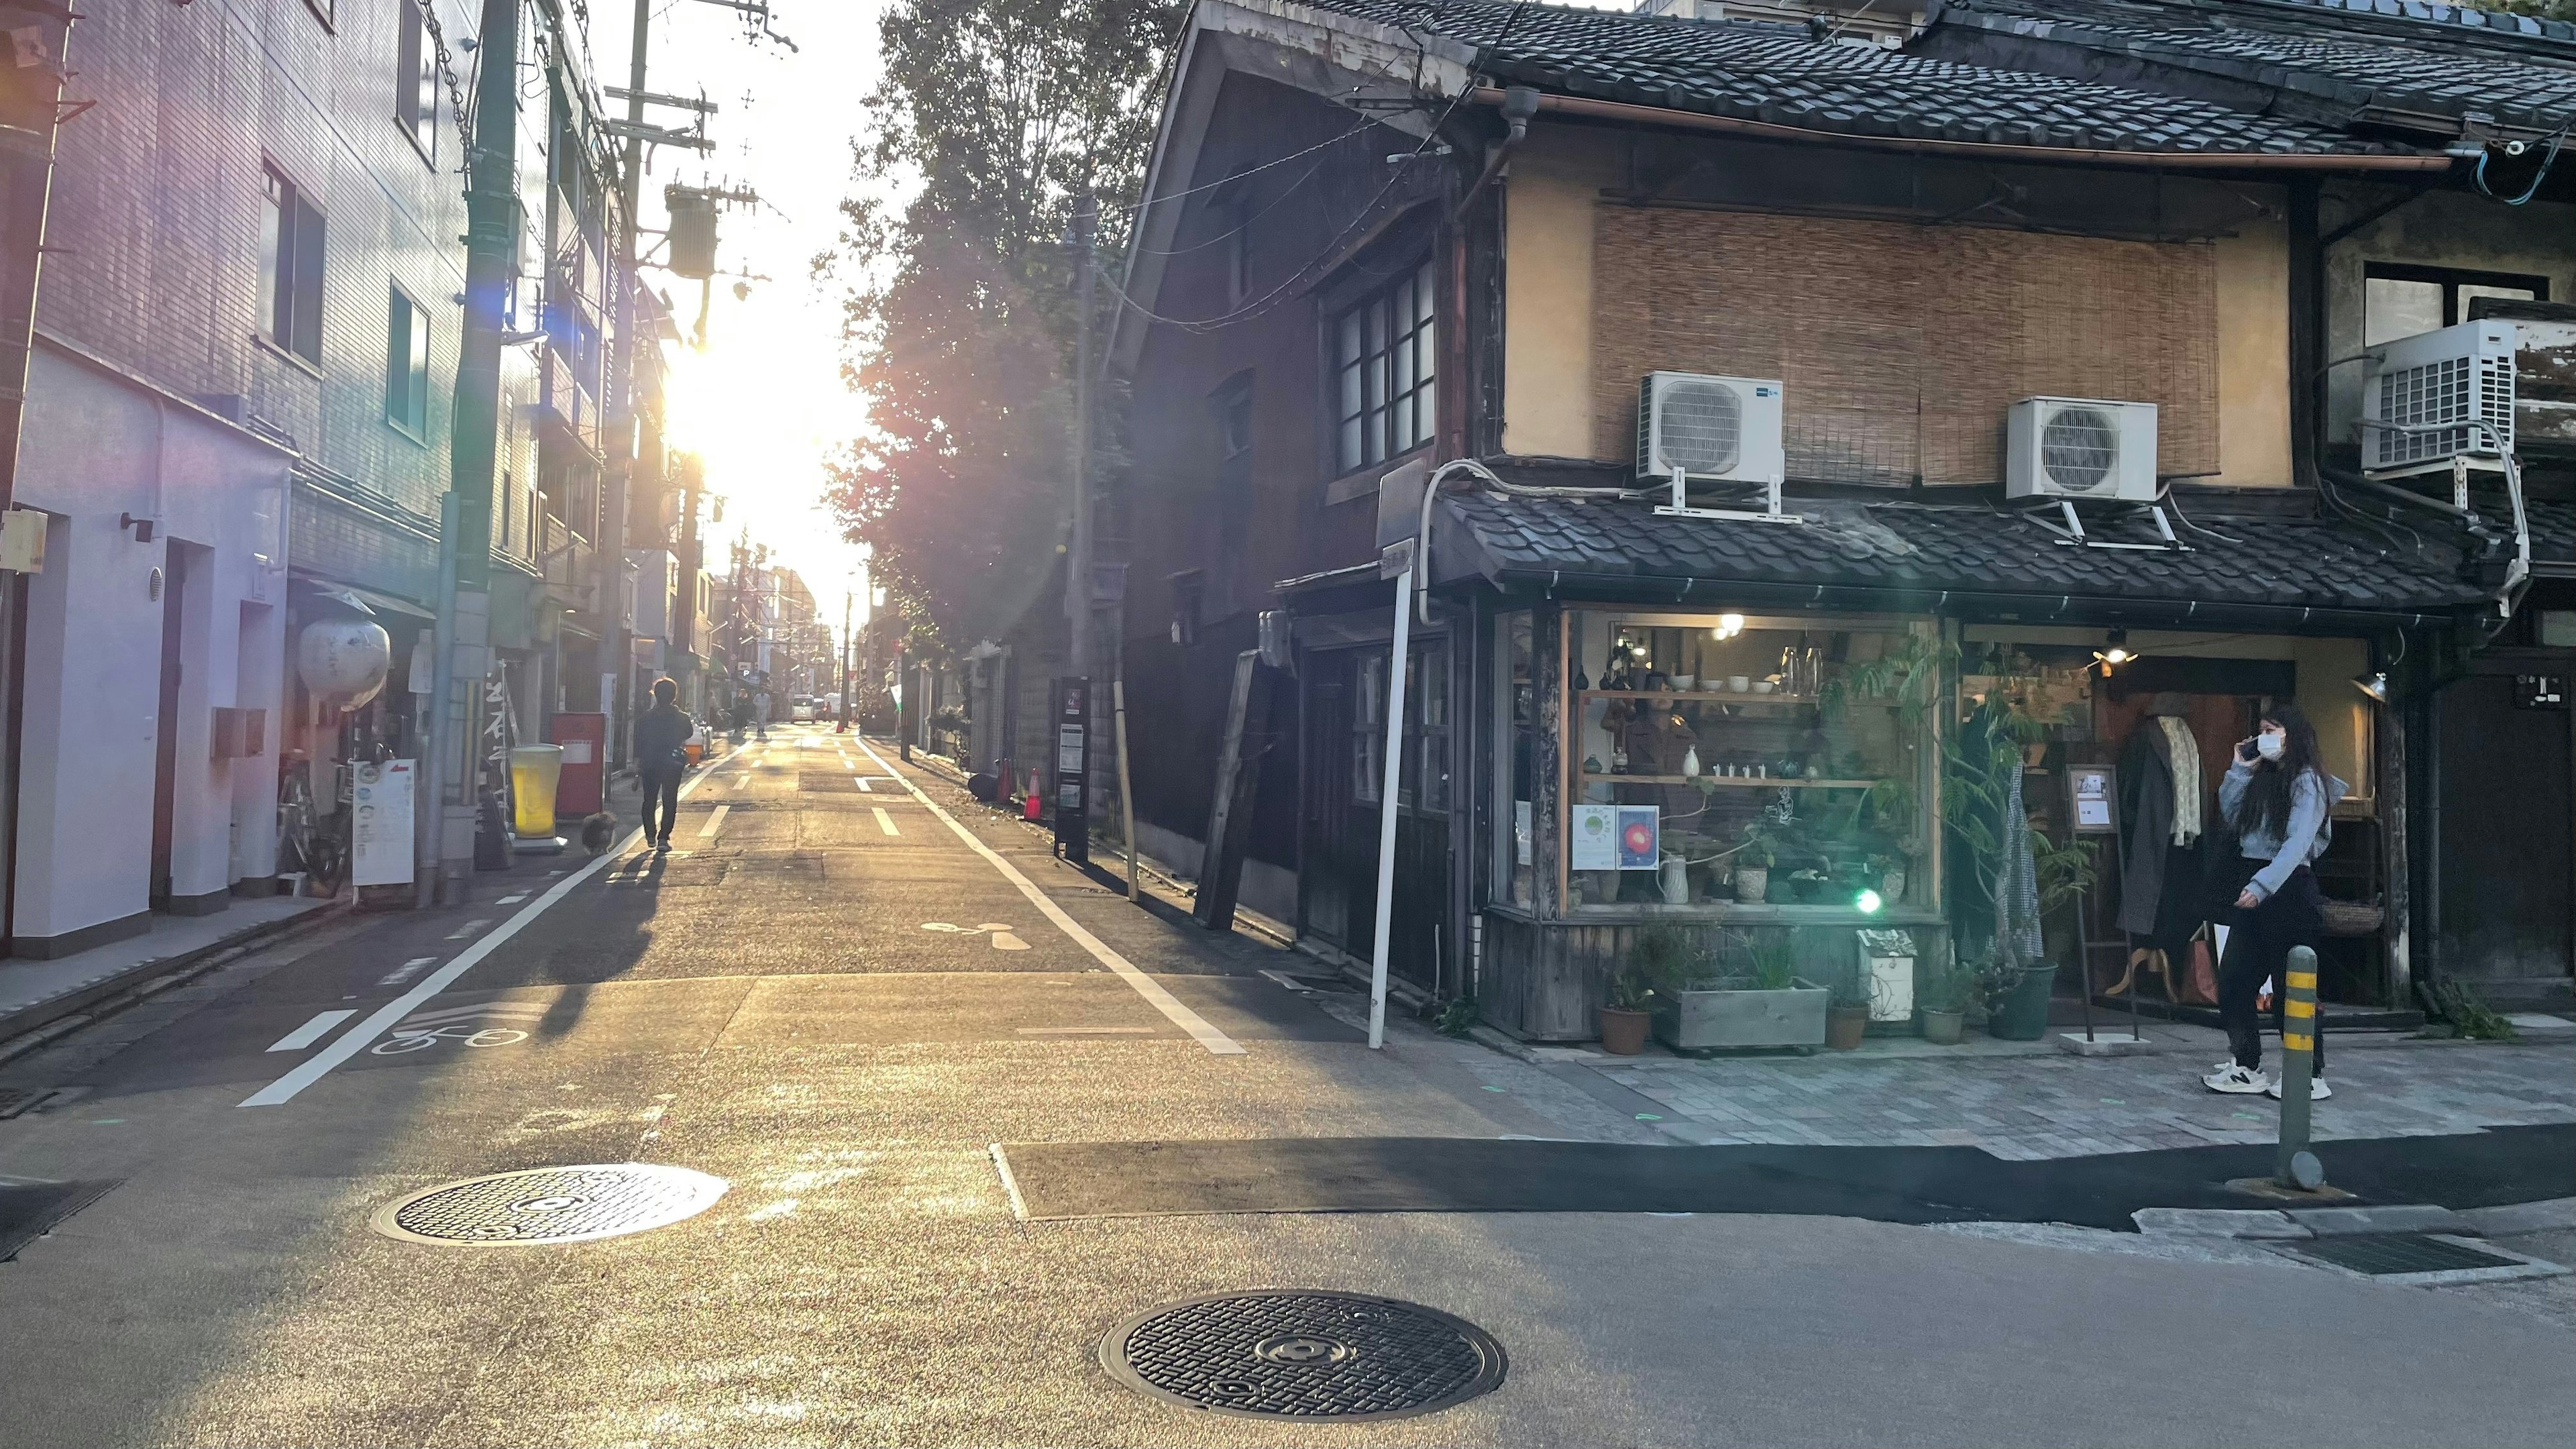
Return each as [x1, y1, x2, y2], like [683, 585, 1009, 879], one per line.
[1735, 867, 1768, 904]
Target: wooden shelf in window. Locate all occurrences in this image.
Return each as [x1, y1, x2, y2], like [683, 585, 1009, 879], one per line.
[1582, 689, 1819, 704]
[1580, 773, 1880, 788]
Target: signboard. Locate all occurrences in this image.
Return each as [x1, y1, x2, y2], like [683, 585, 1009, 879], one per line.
[1052, 676, 1090, 865]
[352, 759, 417, 887]
[1617, 806, 1661, 869]
[2067, 764, 2116, 835]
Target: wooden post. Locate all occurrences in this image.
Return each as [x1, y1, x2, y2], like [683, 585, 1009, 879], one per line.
[1193, 651, 1273, 931]
[1114, 678, 1139, 902]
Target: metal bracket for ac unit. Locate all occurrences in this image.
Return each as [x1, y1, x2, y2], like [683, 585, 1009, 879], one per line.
[2025, 498, 2191, 552]
[1652, 466, 1804, 525]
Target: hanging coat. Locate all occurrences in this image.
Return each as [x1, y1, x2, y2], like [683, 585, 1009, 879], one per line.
[2115, 724, 2176, 936]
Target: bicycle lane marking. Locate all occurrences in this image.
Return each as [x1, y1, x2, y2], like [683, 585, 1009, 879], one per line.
[241, 765, 720, 1107]
[851, 737, 1244, 1057]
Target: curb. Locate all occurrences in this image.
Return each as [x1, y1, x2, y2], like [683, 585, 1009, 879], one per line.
[2459, 1196, 2576, 1236]
[2134, 1202, 2514, 1240]
[0, 902, 348, 1065]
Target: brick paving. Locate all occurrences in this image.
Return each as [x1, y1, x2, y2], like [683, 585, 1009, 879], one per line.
[1570, 1038, 2576, 1161]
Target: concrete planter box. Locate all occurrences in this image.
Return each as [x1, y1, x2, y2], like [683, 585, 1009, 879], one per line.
[1655, 977, 1830, 1051]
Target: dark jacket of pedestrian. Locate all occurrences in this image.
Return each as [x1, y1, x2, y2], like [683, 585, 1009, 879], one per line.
[633, 702, 694, 775]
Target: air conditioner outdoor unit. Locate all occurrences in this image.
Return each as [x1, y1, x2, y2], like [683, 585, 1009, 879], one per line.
[2005, 396, 2159, 502]
[2362, 319, 2516, 478]
[1636, 371, 1785, 486]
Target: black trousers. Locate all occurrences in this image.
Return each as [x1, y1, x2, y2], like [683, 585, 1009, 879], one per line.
[641, 769, 683, 843]
[2216, 863, 2324, 1073]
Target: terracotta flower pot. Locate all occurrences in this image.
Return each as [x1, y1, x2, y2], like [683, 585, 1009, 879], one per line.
[1921, 1008, 1966, 1045]
[1734, 867, 1768, 904]
[1825, 1004, 1869, 1051]
[1599, 1006, 1652, 1056]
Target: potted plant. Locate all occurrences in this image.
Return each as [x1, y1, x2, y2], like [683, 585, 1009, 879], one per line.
[1600, 967, 1657, 1056]
[1825, 968, 1870, 1050]
[1917, 959, 1972, 1044]
[1786, 867, 1829, 902]
[1652, 931, 1829, 1051]
[1733, 822, 1775, 904]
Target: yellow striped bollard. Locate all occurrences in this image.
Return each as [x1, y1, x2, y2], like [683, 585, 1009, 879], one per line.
[2275, 944, 2325, 1191]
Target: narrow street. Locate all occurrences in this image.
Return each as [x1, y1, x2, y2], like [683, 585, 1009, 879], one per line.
[0, 726, 2568, 1448]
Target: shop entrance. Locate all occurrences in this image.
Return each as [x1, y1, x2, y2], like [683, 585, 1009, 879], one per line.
[2432, 653, 2575, 994]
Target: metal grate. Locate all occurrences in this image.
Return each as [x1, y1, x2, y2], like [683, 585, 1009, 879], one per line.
[2041, 406, 2121, 491]
[2297, 1233, 2522, 1276]
[2376, 358, 2475, 466]
[1650, 376, 1743, 476]
[1102, 1291, 1505, 1421]
[370, 1165, 727, 1246]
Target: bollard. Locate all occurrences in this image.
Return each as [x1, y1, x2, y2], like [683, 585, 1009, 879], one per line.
[2274, 944, 2325, 1191]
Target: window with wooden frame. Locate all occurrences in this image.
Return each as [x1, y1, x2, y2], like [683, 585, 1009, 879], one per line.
[2365, 262, 2549, 346]
[395, 1, 438, 163]
[385, 284, 429, 437]
[258, 165, 325, 366]
[1330, 258, 1436, 475]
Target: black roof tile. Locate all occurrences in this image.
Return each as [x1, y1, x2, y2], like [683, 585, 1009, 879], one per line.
[1286, 0, 2396, 154]
[1434, 479, 2489, 620]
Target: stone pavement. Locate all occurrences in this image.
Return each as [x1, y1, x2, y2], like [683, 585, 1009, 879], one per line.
[1522, 1031, 2576, 1161]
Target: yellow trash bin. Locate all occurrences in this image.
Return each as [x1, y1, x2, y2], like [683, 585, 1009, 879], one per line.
[510, 744, 565, 839]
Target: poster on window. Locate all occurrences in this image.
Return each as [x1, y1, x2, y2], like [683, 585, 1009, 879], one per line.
[1617, 806, 1660, 870]
[1570, 803, 1619, 871]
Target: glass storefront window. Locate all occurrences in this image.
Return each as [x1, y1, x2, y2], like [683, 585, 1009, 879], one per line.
[1495, 612, 1536, 907]
[1566, 610, 1937, 912]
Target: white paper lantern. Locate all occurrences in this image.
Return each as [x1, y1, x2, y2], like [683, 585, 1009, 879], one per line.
[298, 618, 392, 710]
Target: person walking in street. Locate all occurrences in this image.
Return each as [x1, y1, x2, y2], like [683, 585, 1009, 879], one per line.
[633, 677, 694, 854]
[753, 688, 771, 741]
[2204, 702, 2343, 1100]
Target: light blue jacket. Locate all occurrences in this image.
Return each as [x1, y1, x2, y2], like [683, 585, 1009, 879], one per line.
[2219, 760, 2344, 902]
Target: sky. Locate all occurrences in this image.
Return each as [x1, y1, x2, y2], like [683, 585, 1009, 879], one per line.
[580, 1, 894, 637]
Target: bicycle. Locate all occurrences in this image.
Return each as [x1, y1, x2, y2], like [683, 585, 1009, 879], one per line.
[276, 753, 350, 896]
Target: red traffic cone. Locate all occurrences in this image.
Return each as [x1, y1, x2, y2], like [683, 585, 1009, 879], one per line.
[1023, 767, 1043, 822]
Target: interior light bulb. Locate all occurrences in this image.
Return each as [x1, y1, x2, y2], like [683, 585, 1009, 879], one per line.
[1855, 889, 1884, 915]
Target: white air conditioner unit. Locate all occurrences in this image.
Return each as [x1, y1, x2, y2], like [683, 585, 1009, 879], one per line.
[2362, 319, 2516, 478]
[2006, 396, 2159, 502]
[1635, 371, 1785, 486]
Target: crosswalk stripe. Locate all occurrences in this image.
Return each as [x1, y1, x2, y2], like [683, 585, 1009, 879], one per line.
[700, 803, 731, 839]
[873, 806, 900, 836]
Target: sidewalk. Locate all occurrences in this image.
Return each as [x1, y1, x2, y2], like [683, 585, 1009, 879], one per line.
[0, 894, 335, 1049]
[1501, 1024, 2576, 1161]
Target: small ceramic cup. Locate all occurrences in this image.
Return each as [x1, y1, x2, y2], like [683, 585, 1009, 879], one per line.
[1752, 680, 1776, 694]
[1728, 675, 1751, 693]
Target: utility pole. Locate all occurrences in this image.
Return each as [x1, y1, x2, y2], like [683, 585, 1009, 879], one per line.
[596, 0, 655, 781]
[425, 0, 521, 904]
[0, 9, 72, 941]
[1065, 193, 1097, 683]
[838, 587, 852, 731]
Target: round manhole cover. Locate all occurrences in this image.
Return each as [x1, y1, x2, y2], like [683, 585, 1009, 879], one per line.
[1101, 1291, 1505, 1420]
[370, 1164, 727, 1246]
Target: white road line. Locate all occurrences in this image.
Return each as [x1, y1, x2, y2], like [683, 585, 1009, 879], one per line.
[855, 776, 872, 792]
[989, 1143, 1029, 1222]
[396, 1001, 548, 1026]
[494, 893, 530, 906]
[445, 918, 492, 940]
[854, 737, 1244, 1057]
[266, 1010, 357, 1053]
[378, 956, 438, 987]
[699, 804, 731, 839]
[873, 806, 900, 836]
[241, 767, 716, 1108]
[1014, 1026, 1155, 1035]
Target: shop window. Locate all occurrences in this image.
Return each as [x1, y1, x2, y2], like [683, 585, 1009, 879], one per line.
[1331, 258, 1436, 474]
[259, 165, 325, 366]
[2364, 262, 2547, 346]
[1353, 643, 1451, 814]
[385, 284, 429, 437]
[1354, 649, 1385, 805]
[1566, 610, 1939, 911]
[395, 1, 437, 163]
[1214, 372, 1254, 460]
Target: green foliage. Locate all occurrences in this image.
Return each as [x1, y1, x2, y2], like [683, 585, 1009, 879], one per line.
[1734, 821, 1778, 869]
[2428, 979, 2516, 1040]
[1917, 959, 1975, 1015]
[819, 0, 1183, 649]
[1629, 926, 1701, 996]
[2491, 0, 2576, 19]
[1434, 996, 1481, 1038]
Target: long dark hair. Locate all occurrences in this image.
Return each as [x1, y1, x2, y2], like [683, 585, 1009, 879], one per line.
[2231, 700, 2321, 839]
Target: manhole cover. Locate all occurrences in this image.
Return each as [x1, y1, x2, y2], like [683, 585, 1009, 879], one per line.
[1101, 1291, 1505, 1421]
[370, 1164, 727, 1246]
[2297, 1233, 2525, 1276]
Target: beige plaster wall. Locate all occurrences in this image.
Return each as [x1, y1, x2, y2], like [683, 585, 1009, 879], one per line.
[1499, 132, 1601, 459]
[2213, 216, 2295, 488]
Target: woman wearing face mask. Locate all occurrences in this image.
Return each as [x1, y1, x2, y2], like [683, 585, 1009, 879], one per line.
[2203, 702, 2343, 1099]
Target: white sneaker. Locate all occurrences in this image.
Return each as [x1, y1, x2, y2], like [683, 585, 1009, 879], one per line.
[2266, 1076, 2332, 1101]
[2204, 1063, 2270, 1094]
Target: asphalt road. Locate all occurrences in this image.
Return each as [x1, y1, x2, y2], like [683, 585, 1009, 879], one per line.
[0, 725, 2570, 1448]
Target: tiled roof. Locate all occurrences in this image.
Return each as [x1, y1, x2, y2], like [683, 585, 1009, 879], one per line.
[1939, 0, 2576, 131]
[1287, 0, 2396, 153]
[1434, 478, 2491, 619]
[2528, 498, 2576, 565]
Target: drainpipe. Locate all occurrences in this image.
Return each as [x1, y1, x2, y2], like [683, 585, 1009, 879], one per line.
[1449, 85, 1539, 226]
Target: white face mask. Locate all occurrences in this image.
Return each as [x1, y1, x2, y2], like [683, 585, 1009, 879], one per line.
[2256, 732, 2286, 761]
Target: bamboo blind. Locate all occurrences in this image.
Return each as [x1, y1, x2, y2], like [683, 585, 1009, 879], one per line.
[1590, 207, 2221, 486]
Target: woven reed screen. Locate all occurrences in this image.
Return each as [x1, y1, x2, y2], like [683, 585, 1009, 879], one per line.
[1590, 207, 2220, 486]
